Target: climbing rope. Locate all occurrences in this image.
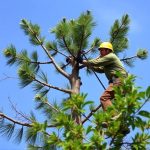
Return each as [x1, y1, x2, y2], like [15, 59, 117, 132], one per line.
[82, 53, 106, 90]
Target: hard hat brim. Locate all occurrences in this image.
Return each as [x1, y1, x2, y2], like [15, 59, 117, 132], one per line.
[98, 47, 113, 51]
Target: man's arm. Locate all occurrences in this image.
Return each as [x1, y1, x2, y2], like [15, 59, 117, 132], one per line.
[82, 53, 114, 67]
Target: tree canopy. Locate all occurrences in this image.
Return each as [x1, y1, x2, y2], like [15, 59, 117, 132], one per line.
[0, 11, 149, 149]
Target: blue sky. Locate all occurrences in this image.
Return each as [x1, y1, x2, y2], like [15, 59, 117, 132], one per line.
[0, 0, 150, 149]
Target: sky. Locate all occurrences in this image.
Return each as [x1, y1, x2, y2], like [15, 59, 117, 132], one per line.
[0, 0, 150, 149]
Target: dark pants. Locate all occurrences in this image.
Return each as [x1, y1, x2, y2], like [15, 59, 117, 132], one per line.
[100, 78, 121, 111]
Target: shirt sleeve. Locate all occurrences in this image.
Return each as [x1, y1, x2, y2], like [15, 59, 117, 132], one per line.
[87, 53, 114, 67]
[92, 66, 104, 73]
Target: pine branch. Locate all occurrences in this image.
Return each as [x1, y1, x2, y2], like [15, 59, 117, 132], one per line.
[0, 113, 57, 129]
[53, 49, 68, 58]
[38, 38, 70, 79]
[121, 55, 137, 66]
[62, 36, 76, 58]
[34, 77, 72, 94]
[30, 60, 52, 65]
[111, 14, 129, 44]
[109, 14, 130, 53]
[0, 113, 32, 127]
[21, 20, 70, 79]
[121, 51, 148, 66]
[17, 56, 53, 65]
[45, 101, 60, 112]
[83, 38, 101, 55]
[45, 41, 68, 58]
[4, 46, 52, 66]
[120, 55, 137, 61]
[35, 94, 60, 113]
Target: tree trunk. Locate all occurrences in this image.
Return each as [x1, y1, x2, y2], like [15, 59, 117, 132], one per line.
[70, 60, 81, 124]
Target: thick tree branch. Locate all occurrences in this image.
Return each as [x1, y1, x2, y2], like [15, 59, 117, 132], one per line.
[16, 55, 53, 65]
[34, 77, 73, 94]
[0, 113, 56, 129]
[28, 26, 70, 80]
[39, 40, 70, 79]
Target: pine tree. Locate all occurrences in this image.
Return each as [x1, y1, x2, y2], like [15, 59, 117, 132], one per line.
[1, 11, 150, 149]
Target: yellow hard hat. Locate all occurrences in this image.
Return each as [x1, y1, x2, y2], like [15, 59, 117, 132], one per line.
[98, 42, 113, 51]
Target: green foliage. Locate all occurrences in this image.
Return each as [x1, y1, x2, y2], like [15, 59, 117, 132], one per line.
[33, 71, 50, 97]
[89, 37, 101, 55]
[18, 63, 35, 88]
[3, 44, 17, 65]
[1, 77, 150, 149]
[51, 11, 96, 56]
[110, 14, 130, 54]
[138, 110, 150, 118]
[132, 133, 150, 149]
[14, 126, 24, 144]
[28, 144, 56, 150]
[146, 86, 150, 98]
[4, 49, 41, 89]
[45, 41, 58, 56]
[20, 19, 45, 46]
[1, 11, 150, 149]
[4, 45, 40, 71]
[0, 123, 15, 140]
[34, 94, 60, 119]
[137, 49, 148, 60]
[90, 37, 101, 49]
[0, 119, 25, 144]
[63, 93, 93, 115]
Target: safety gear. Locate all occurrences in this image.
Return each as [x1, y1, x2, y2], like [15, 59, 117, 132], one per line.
[99, 42, 113, 52]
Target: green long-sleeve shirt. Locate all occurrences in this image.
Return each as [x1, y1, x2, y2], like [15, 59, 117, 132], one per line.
[83, 53, 127, 81]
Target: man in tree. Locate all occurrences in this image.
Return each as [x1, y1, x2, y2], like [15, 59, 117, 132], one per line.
[81, 42, 128, 114]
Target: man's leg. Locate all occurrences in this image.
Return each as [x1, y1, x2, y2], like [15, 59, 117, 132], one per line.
[100, 83, 114, 111]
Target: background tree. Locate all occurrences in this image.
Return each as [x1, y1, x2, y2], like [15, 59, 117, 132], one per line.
[0, 11, 149, 149]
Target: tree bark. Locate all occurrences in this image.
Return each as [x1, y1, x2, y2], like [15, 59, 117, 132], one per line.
[69, 60, 81, 124]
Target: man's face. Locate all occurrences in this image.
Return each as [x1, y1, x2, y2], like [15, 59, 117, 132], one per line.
[99, 48, 110, 56]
